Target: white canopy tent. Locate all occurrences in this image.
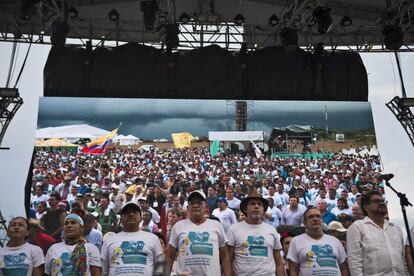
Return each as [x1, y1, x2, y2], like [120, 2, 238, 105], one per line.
[116, 134, 142, 146]
[36, 124, 110, 141]
[208, 131, 270, 142]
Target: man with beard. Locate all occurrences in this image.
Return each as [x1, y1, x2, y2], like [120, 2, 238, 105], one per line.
[101, 202, 164, 276]
[165, 190, 231, 276]
[288, 207, 349, 275]
[227, 190, 285, 276]
[347, 191, 409, 275]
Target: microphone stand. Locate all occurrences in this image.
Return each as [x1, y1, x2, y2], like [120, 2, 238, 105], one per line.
[385, 179, 414, 264]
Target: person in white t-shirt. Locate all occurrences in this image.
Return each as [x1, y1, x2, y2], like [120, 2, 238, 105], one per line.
[166, 190, 232, 276]
[227, 190, 285, 276]
[0, 217, 44, 276]
[45, 214, 101, 276]
[287, 208, 349, 276]
[101, 201, 164, 276]
[212, 196, 237, 233]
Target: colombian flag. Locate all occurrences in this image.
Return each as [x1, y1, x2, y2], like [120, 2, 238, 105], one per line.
[171, 132, 194, 149]
[81, 127, 119, 154]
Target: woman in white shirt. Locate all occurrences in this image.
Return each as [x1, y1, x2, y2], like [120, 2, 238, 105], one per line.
[0, 216, 45, 276]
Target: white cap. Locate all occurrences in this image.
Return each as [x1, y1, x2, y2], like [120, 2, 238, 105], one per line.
[328, 221, 347, 232]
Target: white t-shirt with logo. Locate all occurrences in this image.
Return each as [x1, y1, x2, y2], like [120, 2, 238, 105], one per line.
[45, 241, 101, 276]
[0, 243, 44, 276]
[227, 220, 282, 276]
[169, 218, 228, 276]
[287, 233, 346, 276]
[101, 231, 163, 276]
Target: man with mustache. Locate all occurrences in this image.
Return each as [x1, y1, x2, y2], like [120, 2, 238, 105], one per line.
[288, 207, 349, 275]
[227, 190, 285, 276]
[347, 191, 409, 275]
[101, 202, 164, 276]
[166, 190, 232, 276]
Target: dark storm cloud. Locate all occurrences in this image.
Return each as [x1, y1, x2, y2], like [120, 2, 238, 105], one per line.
[38, 97, 375, 139]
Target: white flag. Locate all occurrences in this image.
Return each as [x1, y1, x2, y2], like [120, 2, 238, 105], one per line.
[250, 140, 262, 158]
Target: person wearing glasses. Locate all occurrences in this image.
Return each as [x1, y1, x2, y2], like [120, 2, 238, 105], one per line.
[347, 191, 409, 275]
[227, 190, 285, 276]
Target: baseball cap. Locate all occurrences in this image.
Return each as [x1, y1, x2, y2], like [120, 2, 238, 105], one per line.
[120, 202, 141, 215]
[187, 190, 206, 202]
[217, 196, 227, 204]
[328, 221, 347, 232]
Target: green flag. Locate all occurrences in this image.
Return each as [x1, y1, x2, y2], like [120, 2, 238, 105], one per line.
[210, 140, 220, 157]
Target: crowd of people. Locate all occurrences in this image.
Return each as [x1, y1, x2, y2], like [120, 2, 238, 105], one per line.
[1, 146, 414, 275]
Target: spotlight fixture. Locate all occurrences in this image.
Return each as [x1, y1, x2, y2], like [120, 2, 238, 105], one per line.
[20, 0, 35, 21]
[339, 16, 352, 26]
[140, 0, 157, 31]
[382, 24, 403, 50]
[0, 88, 19, 98]
[108, 9, 119, 22]
[234, 14, 245, 26]
[399, 98, 414, 107]
[268, 14, 279, 26]
[178, 12, 191, 24]
[312, 6, 333, 34]
[51, 21, 70, 48]
[68, 7, 78, 19]
[280, 27, 298, 50]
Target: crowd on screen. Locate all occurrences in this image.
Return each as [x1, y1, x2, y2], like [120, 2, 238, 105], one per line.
[1, 146, 414, 275]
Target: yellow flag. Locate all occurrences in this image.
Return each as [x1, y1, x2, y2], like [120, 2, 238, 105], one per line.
[171, 132, 194, 148]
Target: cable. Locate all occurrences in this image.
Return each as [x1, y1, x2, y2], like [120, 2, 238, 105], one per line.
[5, 41, 17, 88]
[388, 52, 397, 96]
[10, 43, 21, 86]
[14, 42, 33, 88]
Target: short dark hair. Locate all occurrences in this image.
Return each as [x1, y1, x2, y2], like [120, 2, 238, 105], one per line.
[8, 216, 29, 230]
[337, 198, 349, 209]
[303, 206, 320, 223]
[167, 208, 182, 218]
[49, 192, 61, 201]
[361, 191, 383, 216]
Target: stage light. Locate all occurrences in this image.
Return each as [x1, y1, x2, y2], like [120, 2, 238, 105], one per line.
[68, 7, 78, 19]
[140, 0, 157, 31]
[0, 88, 19, 98]
[234, 14, 245, 26]
[51, 21, 70, 48]
[268, 14, 279, 26]
[399, 98, 414, 107]
[312, 6, 333, 34]
[340, 16, 352, 26]
[280, 27, 298, 50]
[108, 9, 119, 22]
[382, 24, 403, 50]
[179, 12, 191, 24]
[20, 0, 35, 21]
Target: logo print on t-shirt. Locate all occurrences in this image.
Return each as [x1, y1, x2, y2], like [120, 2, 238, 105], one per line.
[241, 236, 268, 257]
[1, 253, 29, 276]
[52, 252, 78, 276]
[180, 232, 213, 256]
[306, 244, 337, 268]
[111, 241, 147, 265]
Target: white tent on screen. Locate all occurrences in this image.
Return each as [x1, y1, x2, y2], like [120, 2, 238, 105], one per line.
[115, 134, 142, 145]
[208, 131, 270, 153]
[36, 124, 111, 142]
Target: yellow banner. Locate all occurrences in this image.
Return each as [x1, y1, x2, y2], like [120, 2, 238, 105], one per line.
[171, 132, 194, 148]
